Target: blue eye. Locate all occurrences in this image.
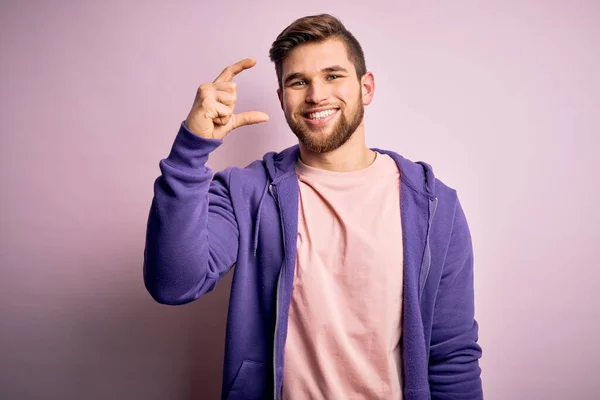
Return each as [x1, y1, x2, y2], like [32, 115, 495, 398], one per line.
[327, 75, 340, 80]
[291, 81, 306, 87]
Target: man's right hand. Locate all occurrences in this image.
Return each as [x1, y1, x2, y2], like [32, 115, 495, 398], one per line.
[184, 58, 270, 140]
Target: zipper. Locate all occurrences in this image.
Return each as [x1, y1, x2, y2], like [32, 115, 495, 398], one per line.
[270, 183, 287, 400]
[419, 196, 439, 299]
[273, 263, 284, 399]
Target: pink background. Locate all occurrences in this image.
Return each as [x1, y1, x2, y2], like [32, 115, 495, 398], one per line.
[1, 1, 599, 399]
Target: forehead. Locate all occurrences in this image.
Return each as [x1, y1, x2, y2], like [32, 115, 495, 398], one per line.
[281, 38, 355, 75]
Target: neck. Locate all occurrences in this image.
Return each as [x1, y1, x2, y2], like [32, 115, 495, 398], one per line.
[298, 123, 376, 172]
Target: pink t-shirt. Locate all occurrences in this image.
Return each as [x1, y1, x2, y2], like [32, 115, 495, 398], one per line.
[282, 153, 404, 399]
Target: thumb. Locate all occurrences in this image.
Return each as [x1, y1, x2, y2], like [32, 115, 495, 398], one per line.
[232, 111, 270, 129]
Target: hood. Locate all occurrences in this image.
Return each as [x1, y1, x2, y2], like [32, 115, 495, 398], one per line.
[262, 144, 301, 185]
[261, 144, 436, 198]
[372, 147, 437, 200]
[252, 144, 436, 257]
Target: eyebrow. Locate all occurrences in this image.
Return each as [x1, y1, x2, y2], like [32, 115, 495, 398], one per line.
[283, 65, 349, 86]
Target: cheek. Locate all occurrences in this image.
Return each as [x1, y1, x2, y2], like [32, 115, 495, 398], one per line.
[334, 83, 360, 102]
[283, 94, 300, 113]
[283, 101, 293, 115]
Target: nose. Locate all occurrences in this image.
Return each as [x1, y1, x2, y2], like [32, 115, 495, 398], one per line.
[305, 80, 329, 104]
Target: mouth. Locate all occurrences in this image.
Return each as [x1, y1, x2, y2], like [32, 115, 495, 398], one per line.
[302, 108, 340, 126]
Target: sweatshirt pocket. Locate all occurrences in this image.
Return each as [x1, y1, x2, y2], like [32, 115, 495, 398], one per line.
[225, 360, 266, 400]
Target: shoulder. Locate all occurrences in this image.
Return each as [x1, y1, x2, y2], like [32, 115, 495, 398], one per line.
[376, 148, 458, 199]
[215, 159, 269, 198]
[376, 147, 464, 225]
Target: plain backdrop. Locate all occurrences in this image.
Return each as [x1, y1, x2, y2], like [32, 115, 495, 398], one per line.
[1, 1, 599, 399]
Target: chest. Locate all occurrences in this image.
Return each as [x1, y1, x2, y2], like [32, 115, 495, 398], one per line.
[296, 178, 402, 258]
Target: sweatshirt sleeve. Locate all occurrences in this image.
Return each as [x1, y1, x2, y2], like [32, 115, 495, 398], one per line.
[429, 198, 483, 399]
[143, 122, 239, 305]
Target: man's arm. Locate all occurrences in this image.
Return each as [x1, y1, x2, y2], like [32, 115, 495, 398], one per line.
[143, 124, 239, 305]
[143, 58, 269, 305]
[429, 198, 483, 399]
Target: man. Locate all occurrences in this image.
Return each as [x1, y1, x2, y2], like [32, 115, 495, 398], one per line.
[144, 14, 483, 400]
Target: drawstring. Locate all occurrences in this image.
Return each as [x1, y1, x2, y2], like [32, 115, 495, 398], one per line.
[253, 180, 271, 257]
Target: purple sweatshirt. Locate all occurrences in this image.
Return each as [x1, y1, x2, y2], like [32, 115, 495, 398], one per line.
[143, 123, 483, 400]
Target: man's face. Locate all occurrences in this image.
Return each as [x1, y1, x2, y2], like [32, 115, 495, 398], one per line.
[278, 38, 372, 153]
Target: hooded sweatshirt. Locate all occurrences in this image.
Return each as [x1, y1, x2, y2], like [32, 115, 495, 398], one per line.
[143, 122, 483, 400]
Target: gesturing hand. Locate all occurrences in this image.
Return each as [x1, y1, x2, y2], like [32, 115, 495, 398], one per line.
[184, 58, 270, 140]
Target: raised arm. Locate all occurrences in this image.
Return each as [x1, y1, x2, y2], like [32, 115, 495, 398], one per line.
[143, 59, 269, 305]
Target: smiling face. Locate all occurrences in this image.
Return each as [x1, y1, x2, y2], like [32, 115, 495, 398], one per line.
[278, 38, 374, 153]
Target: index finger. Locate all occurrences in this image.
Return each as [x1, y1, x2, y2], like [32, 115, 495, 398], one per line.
[213, 58, 257, 83]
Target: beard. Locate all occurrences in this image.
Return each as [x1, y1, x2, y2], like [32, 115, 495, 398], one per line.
[285, 94, 364, 154]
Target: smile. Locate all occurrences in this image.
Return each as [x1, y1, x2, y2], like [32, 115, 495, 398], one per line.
[302, 108, 339, 126]
[305, 108, 338, 120]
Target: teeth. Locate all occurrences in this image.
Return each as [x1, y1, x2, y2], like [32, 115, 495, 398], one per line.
[307, 109, 336, 120]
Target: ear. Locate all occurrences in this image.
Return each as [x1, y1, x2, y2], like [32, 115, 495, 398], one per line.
[277, 88, 284, 110]
[360, 72, 375, 106]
